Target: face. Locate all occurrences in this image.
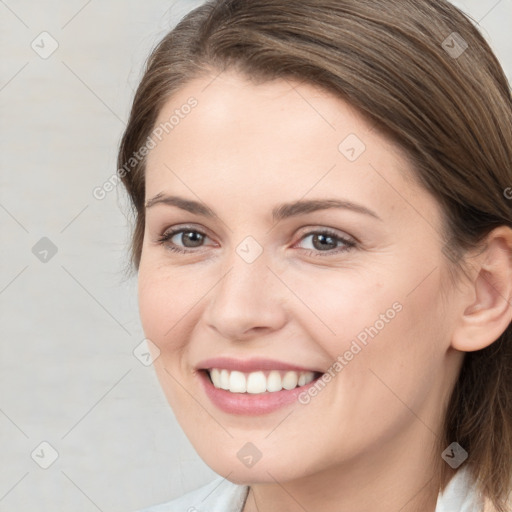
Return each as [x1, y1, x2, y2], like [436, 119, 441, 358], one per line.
[138, 70, 463, 484]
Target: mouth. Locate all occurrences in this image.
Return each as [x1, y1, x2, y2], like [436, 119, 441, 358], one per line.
[203, 368, 321, 394]
[195, 357, 324, 415]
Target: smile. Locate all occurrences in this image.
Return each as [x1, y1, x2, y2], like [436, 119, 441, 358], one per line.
[207, 368, 318, 394]
[196, 357, 324, 415]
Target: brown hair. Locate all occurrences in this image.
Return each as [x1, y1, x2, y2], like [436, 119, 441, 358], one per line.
[117, 0, 512, 509]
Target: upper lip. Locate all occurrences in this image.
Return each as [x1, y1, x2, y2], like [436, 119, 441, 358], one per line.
[196, 357, 322, 373]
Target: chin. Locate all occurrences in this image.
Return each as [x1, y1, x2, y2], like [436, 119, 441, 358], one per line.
[196, 446, 317, 485]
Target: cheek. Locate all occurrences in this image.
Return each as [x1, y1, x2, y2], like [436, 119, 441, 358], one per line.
[138, 273, 167, 344]
[283, 266, 398, 358]
[137, 266, 195, 354]
[305, 269, 448, 460]
[137, 267, 200, 411]
[295, 259, 447, 395]
[345, 267, 449, 420]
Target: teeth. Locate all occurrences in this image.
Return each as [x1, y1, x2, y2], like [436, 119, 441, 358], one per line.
[246, 371, 266, 394]
[208, 368, 316, 394]
[266, 370, 282, 392]
[220, 369, 230, 390]
[282, 371, 298, 390]
[229, 371, 246, 393]
[210, 368, 220, 388]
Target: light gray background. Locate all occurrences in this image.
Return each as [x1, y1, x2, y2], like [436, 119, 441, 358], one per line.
[1, 1, 511, 511]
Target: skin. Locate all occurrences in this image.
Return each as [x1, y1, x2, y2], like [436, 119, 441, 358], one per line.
[137, 69, 512, 512]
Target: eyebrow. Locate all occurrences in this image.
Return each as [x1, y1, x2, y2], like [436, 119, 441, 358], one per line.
[144, 193, 382, 222]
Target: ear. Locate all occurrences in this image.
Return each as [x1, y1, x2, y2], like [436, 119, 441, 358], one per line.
[451, 226, 512, 352]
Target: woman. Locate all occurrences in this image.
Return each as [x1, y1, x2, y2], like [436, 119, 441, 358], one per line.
[119, 1, 512, 510]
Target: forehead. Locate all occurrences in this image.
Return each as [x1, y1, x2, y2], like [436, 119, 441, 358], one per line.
[145, 70, 433, 224]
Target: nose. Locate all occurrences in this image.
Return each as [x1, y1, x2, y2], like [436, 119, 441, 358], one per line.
[202, 248, 288, 342]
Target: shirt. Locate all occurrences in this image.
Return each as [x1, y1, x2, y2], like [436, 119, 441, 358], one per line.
[135, 466, 484, 511]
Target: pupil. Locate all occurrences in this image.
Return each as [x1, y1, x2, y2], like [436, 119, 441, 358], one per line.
[313, 234, 336, 251]
[184, 231, 203, 247]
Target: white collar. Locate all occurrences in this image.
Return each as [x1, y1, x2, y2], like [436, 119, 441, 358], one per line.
[435, 466, 483, 511]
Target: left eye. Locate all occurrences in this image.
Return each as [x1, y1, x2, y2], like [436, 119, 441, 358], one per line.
[294, 230, 356, 257]
[156, 227, 356, 257]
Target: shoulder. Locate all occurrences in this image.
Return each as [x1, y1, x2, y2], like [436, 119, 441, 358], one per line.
[134, 477, 249, 512]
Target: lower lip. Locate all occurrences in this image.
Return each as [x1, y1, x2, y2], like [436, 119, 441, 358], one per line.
[198, 370, 321, 416]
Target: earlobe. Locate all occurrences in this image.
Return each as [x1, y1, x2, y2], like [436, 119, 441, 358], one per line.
[451, 226, 512, 352]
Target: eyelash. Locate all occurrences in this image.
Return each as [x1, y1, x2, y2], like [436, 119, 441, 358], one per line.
[156, 225, 357, 257]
